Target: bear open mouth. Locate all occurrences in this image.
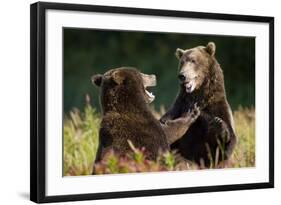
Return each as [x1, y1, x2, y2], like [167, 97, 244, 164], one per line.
[144, 87, 155, 103]
[184, 81, 196, 93]
[141, 73, 156, 103]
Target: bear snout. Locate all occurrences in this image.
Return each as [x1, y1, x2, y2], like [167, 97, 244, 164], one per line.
[141, 73, 157, 87]
[91, 74, 103, 87]
[178, 73, 186, 82]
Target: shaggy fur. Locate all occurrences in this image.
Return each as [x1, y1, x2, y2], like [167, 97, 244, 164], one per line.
[92, 67, 199, 165]
[160, 43, 237, 166]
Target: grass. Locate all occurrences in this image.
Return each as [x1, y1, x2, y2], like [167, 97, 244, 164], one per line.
[63, 101, 101, 176]
[231, 107, 255, 168]
[63, 102, 255, 176]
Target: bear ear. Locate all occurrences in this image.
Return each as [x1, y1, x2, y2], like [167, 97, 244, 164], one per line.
[112, 70, 126, 85]
[206, 42, 216, 56]
[175, 48, 185, 59]
[91, 74, 103, 87]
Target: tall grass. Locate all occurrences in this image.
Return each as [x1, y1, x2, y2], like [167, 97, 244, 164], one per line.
[63, 104, 255, 176]
[63, 103, 100, 176]
[231, 107, 255, 168]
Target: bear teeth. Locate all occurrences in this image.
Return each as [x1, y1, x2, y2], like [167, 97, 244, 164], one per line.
[145, 90, 155, 103]
[145, 90, 154, 98]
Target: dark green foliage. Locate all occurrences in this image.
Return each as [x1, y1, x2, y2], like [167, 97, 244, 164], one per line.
[64, 29, 255, 113]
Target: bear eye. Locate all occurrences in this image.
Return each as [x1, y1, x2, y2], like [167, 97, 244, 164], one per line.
[191, 59, 196, 63]
[180, 60, 184, 66]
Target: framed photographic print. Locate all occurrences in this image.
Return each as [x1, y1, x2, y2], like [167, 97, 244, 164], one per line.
[30, 1, 274, 203]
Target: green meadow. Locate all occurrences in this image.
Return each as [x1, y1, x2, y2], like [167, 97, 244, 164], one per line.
[63, 102, 255, 176]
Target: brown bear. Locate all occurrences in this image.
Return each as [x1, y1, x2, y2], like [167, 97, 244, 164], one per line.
[160, 42, 237, 167]
[91, 67, 200, 164]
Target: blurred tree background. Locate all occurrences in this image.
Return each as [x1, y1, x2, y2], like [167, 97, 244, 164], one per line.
[64, 28, 255, 113]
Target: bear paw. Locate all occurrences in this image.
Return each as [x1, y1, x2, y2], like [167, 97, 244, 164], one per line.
[214, 116, 223, 124]
[210, 117, 225, 129]
[181, 103, 201, 123]
[210, 116, 230, 142]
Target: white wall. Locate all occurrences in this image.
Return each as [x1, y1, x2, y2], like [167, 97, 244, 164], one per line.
[0, 0, 279, 204]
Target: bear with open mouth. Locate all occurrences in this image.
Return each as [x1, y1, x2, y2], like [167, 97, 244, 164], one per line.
[91, 67, 200, 167]
[160, 42, 237, 167]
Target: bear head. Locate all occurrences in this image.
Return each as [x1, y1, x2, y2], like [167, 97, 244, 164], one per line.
[91, 67, 156, 112]
[175, 42, 216, 93]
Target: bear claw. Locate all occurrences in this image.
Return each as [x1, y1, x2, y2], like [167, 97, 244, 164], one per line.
[214, 117, 223, 124]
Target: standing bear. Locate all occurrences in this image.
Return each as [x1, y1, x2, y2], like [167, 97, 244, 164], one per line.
[160, 42, 237, 167]
[92, 67, 199, 164]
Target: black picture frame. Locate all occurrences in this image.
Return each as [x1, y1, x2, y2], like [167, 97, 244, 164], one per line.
[30, 1, 274, 203]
